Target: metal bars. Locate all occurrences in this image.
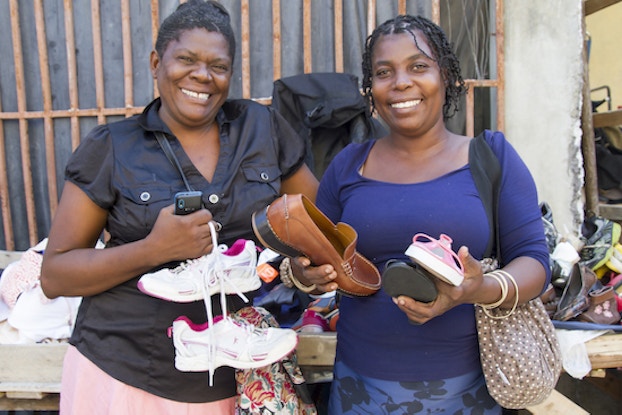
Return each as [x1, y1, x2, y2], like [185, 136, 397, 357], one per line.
[0, 0, 504, 250]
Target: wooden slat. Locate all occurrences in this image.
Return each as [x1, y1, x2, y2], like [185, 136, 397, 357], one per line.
[92, 0, 106, 124]
[63, 0, 80, 150]
[0, 108, 145, 120]
[585, 332, 622, 369]
[592, 109, 622, 128]
[432, 0, 440, 24]
[297, 333, 337, 366]
[0, 344, 67, 385]
[398, 0, 406, 15]
[151, 0, 159, 97]
[0, 250, 22, 268]
[0, 62, 14, 251]
[525, 389, 590, 415]
[303, 0, 311, 73]
[0, 0, 505, 251]
[598, 203, 622, 220]
[272, 0, 281, 81]
[34, 0, 58, 216]
[241, 0, 251, 98]
[121, 0, 134, 114]
[0, 394, 60, 411]
[9, 0, 37, 247]
[334, 0, 343, 72]
[366, 0, 375, 36]
[466, 84, 475, 137]
[495, 0, 505, 132]
[584, 0, 622, 15]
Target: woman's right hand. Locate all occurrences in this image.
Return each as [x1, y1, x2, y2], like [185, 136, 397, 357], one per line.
[292, 257, 339, 293]
[146, 204, 215, 263]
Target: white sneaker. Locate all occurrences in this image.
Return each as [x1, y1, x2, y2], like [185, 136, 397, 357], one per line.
[169, 314, 298, 375]
[137, 238, 261, 302]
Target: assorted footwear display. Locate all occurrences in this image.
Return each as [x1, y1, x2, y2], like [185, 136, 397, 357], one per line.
[136, 221, 296, 386]
[291, 294, 339, 334]
[540, 204, 622, 326]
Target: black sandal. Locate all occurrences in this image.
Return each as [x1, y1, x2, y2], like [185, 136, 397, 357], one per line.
[382, 259, 438, 303]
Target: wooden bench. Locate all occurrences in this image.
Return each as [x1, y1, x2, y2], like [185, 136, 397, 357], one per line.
[1, 251, 621, 412]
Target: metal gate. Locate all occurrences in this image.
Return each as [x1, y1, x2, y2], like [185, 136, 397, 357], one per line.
[0, 0, 503, 250]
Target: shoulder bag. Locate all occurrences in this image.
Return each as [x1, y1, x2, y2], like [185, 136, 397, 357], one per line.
[470, 132, 563, 409]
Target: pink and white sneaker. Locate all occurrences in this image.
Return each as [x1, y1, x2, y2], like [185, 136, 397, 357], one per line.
[169, 314, 298, 384]
[137, 238, 260, 302]
[405, 233, 464, 286]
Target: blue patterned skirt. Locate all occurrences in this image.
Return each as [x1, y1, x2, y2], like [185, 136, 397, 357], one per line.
[328, 359, 502, 414]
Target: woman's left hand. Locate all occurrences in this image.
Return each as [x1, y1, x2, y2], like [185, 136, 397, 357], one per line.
[392, 246, 485, 324]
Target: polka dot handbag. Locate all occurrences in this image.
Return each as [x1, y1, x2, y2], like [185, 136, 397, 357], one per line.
[475, 281, 563, 409]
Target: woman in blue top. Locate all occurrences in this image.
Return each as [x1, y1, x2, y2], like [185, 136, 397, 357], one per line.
[293, 15, 551, 414]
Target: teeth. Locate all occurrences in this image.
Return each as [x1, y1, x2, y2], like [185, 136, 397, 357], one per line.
[391, 100, 421, 109]
[182, 89, 210, 101]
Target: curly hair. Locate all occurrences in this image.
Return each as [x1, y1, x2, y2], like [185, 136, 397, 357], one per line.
[155, 0, 236, 64]
[361, 15, 466, 120]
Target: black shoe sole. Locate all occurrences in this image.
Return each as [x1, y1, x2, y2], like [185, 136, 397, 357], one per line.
[382, 260, 438, 303]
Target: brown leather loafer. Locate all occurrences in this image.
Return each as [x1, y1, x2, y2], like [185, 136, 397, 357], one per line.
[251, 193, 381, 296]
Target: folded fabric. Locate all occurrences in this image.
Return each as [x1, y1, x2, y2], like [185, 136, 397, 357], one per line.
[0, 296, 9, 322]
[8, 285, 82, 343]
[0, 244, 45, 308]
[0, 319, 20, 344]
[555, 328, 610, 379]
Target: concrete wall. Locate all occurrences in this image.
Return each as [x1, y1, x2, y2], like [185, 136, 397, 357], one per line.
[504, 0, 585, 235]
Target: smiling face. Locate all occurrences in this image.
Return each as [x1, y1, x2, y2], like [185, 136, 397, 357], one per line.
[370, 32, 446, 138]
[151, 28, 232, 132]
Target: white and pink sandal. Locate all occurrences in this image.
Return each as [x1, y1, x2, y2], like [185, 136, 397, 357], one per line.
[405, 233, 464, 286]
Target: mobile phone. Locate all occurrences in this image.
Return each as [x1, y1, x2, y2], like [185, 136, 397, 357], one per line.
[174, 191, 203, 215]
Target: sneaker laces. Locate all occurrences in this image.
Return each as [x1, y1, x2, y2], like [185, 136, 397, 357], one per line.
[199, 221, 252, 386]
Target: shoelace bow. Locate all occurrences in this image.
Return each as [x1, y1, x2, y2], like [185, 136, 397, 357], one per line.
[199, 221, 253, 386]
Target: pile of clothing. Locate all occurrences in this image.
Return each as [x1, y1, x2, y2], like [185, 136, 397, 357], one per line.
[0, 239, 85, 344]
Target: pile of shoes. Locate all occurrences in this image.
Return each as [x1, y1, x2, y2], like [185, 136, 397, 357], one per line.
[540, 203, 622, 326]
[291, 294, 340, 333]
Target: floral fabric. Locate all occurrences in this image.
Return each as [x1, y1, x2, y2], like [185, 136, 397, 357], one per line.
[233, 306, 317, 415]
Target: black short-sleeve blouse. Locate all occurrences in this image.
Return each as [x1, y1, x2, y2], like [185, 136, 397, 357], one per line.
[65, 98, 306, 402]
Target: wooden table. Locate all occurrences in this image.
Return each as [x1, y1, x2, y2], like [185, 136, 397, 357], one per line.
[0, 332, 621, 412]
[1, 247, 621, 412]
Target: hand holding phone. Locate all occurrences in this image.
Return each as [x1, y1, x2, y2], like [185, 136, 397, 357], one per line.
[174, 191, 203, 215]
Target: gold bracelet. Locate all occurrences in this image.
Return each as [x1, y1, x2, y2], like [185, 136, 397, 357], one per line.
[494, 269, 519, 316]
[476, 271, 508, 309]
[477, 269, 520, 319]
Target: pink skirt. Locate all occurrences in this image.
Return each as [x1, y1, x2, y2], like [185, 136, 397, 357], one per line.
[60, 345, 236, 415]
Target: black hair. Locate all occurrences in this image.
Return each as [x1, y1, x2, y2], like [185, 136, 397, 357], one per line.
[362, 14, 466, 120]
[155, 0, 236, 64]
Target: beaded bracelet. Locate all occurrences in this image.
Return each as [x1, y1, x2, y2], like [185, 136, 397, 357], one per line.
[278, 257, 295, 288]
[279, 257, 317, 293]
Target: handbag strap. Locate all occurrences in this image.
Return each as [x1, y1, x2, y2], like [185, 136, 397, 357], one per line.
[154, 131, 194, 192]
[469, 131, 502, 263]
